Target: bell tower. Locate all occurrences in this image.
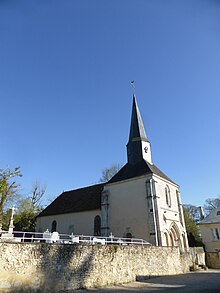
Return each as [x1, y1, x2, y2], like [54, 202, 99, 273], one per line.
[126, 96, 152, 165]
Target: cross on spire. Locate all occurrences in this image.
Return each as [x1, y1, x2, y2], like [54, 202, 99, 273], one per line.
[131, 80, 136, 96]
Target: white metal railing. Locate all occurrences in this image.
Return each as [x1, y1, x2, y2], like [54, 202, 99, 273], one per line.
[0, 230, 151, 246]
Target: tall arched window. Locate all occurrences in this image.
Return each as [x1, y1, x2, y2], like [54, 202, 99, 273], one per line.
[165, 185, 171, 207]
[51, 220, 57, 232]
[94, 215, 101, 236]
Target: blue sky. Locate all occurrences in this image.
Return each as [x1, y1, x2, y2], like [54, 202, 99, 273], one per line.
[1, 0, 220, 207]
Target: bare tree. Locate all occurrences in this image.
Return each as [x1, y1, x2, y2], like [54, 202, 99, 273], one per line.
[30, 182, 46, 212]
[183, 204, 201, 223]
[0, 167, 22, 229]
[14, 182, 46, 231]
[99, 163, 122, 183]
[203, 196, 220, 216]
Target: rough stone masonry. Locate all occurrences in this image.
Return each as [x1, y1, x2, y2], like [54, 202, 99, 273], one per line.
[0, 243, 203, 292]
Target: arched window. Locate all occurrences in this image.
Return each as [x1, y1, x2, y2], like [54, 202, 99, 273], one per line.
[165, 185, 171, 207]
[164, 232, 169, 246]
[94, 215, 101, 236]
[169, 232, 174, 247]
[51, 220, 57, 232]
[126, 232, 132, 238]
[125, 232, 132, 243]
[170, 222, 181, 247]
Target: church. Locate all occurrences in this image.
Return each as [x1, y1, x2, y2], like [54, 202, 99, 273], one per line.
[37, 95, 188, 249]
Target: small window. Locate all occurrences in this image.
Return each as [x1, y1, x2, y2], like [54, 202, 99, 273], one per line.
[126, 232, 132, 242]
[165, 185, 171, 207]
[126, 232, 132, 238]
[211, 228, 220, 240]
[51, 220, 57, 232]
[216, 228, 220, 239]
[94, 215, 101, 236]
[68, 224, 74, 234]
[217, 211, 220, 216]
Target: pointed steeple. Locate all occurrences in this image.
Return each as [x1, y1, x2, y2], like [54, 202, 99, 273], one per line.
[128, 95, 149, 143]
[127, 96, 152, 165]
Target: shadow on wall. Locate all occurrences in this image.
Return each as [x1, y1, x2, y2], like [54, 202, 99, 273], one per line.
[8, 243, 95, 293]
[38, 244, 95, 292]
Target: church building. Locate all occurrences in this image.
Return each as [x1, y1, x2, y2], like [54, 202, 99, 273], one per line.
[37, 95, 188, 249]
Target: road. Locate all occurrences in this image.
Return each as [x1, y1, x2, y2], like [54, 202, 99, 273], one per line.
[76, 270, 220, 293]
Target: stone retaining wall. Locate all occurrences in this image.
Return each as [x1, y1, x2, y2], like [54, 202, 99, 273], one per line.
[0, 243, 200, 292]
[206, 252, 220, 269]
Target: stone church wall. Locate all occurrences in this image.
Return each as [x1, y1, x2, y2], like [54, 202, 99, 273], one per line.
[105, 176, 150, 239]
[36, 209, 101, 235]
[0, 243, 197, 292]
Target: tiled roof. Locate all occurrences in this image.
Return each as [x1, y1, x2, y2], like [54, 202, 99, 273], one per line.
[38, 183, 104, 217]
[199, 207, 220, 224]
[108, 159, 177, 185]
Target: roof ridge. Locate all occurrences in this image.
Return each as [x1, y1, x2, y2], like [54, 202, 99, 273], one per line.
[63, 182, 105, 194]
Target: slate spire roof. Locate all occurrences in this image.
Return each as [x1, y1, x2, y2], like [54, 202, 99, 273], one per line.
[127, 95, 151, 165]
[128, 95, 149, 143]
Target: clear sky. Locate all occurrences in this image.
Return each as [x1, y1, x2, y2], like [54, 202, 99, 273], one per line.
[1, 0, 220, 207]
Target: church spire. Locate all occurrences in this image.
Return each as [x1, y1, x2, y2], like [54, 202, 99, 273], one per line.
[127, 95, 152, 165]
[128, 95, 149, 143]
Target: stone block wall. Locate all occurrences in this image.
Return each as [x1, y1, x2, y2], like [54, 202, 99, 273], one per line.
[189, 247, 206, 268]
[0, 243, 195, 292]
[206, 252, 220, 269]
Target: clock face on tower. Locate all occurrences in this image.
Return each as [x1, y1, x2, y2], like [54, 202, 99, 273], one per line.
[142, 141, 152, 164]
[144, 146, 148, 153]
